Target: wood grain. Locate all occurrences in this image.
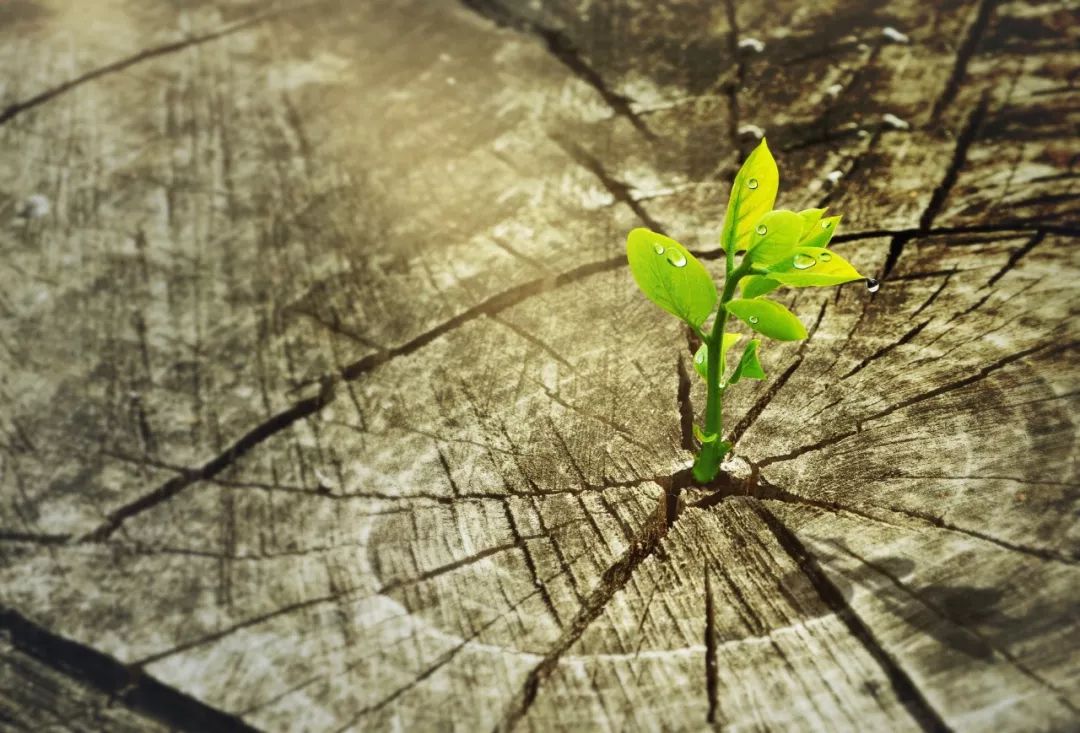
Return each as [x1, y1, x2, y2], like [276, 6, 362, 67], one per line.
[0, 0, 1076, 730]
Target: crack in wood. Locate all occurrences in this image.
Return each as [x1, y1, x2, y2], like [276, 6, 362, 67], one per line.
[0, 4, 304, 126]
[79, 377, 337, 542]
[493, 492, 668, 731]
[703, 569, 720, 725]
[459, 0, 654, 138]
[984, 230, 1045, 287]
[551, 136, 666, 232]
[828, 541, 1080, 716]
[728, 357, 803, 446]
[882, 94, 991, 280]
[0, 607, 263, 732]
[841, 319, 931, 380]
[748, 505, 953, 733]
[930, 0, 1000, 123]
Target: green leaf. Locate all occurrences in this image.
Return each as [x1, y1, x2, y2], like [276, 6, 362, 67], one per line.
[721, 139, 778, 253]
[627, 228, 718, 327]
[693, 424, 719, 444]
[766, 246, 864, 287]
[798, 208, 827, 233]
[746, 210, 805, 267]
[692, 333, 741, 379]
[741, 275, 782, 299]
[729, 339, 766, 385]
[799, 214, 842, 248]
[725, 298, 808, 341]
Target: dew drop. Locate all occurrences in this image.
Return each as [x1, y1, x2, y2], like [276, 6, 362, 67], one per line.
[747, 178, 759, 190]
[793, 253, 817, 270]
[755, 224, 767, 235]
[694, 350, 705, 365]
[748, 316, 759, 325]
[667, 251, 687, 267]
[866, 278, 881, 293]
[821, 220, 832, 229]
[652, 243, 665, 254]
[819, 252, 832, 262]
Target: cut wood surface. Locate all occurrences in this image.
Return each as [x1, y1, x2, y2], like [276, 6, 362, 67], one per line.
[0, 0, 1077, 730]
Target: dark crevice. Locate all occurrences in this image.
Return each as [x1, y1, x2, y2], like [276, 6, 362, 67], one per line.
[728, 357, 803, 446]
[460, 0, 654, 138]
[912, 269, 957, 316]
[676, 353, 696, 453]
[920, 95, 990, 235]
[830, 542, 1080, 714]
[133, 593, 344, 667]
[552, 137, 666, 232]
[493, 492, 669, 731]
[881, 94, 991, 280]
[722, 0, 744, 158]
[862, 341, 1061, 424]
[748, 505, 953, 733]
[758, 476, 1079, 565]
[693, 467, 1080, 566]
[503, 499, 563, 626]
[830, 222, 1080, 244]
[81, 377, 337, 542]
[757, 342, 1059, 469]
[984, 230, 1045, 287]
[0, 607, 262, 733]
[704, 570, 720, 725]
[841, 320, 931, 380]
[0, 9, 282, 126]
[929, 0, 999, 123]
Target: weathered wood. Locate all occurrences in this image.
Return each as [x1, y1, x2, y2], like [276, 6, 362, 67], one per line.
[0, 0, 1076, 730]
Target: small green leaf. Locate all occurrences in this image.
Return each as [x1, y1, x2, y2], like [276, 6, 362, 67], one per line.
[725, 298, 808, 341]
[692, 333, 742, 379]
[766, 246, 864, 287]
[799, 215, 842, 248]
[797, 208, 827, 233]
[741, 275, 782, 299]
[746, 210, 804, 267]
[693, 424, 719, 444]
[721, 139, 778, 253]
[627, 228, 718, 327]
[729, 339, 766, 385]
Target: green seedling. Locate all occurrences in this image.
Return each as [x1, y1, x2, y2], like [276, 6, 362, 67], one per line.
[626, 139, 878, 483]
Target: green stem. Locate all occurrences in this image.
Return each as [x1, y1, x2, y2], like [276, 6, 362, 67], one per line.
[692, 254, 751, 483]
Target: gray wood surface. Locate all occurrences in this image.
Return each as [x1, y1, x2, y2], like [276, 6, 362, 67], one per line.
[0, 0, 1076, 730]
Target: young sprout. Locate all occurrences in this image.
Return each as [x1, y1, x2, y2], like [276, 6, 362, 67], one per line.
[626, 139, 874, 483]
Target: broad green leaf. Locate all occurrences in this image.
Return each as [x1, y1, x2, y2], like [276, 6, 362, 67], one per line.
[725, 298, 808, 341]
[729, 339, 766, 385]
[746, 210, 804, 267]
[798, 208, 827, 233]
[692, 333, 742, 379]
[766, 246, 864, 287]
[721, 139, 778, 253]
[741, 275, 782, 299]
[627, 228, 718, 327]
[693, 424, 719, 444]
[799, 215, 842, 248]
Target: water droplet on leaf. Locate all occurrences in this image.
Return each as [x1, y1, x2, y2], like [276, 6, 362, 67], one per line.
[819, 252, 832, 262]
[793, 253, 817, 270]
[747, 178, 759, 190]
[866, 278, 880, 293]
[821, 220, 832, 229]
[748, 316, 759, 324]
[755, 224, 767, 235]
[666, 251, 687, 267]
[694, 350, 705, 364]
[652, 243, 665, 254]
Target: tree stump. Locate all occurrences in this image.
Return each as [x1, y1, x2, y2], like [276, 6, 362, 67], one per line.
[0, 0, 1077, 730]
